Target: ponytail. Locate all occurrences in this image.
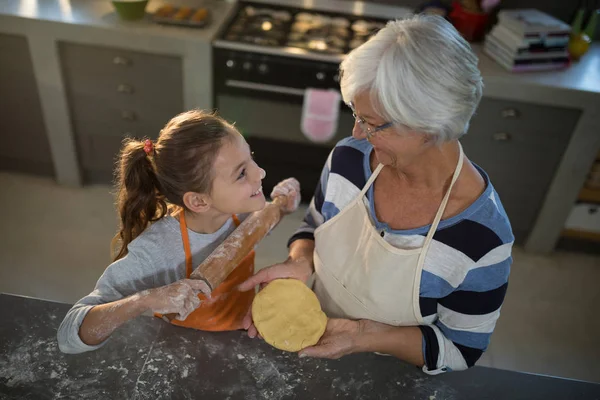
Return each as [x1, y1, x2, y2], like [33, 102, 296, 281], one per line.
[111, 138, 168, 261]
[110, 110, 235, 261]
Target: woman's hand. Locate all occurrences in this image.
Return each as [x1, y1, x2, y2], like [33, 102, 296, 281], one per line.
[271, 177, 301, 214]
[298, 318, 364, 359]
[145, 279, 211, 321]
[238, 255, 314, 338]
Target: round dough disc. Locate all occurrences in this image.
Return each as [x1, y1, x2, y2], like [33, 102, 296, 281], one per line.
[252, 279, 327, 352]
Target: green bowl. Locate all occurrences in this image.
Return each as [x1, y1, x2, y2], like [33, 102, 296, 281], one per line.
[112, 0, 149, 21]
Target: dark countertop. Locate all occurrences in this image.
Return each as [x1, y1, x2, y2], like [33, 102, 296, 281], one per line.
[1, 293, 598, 400]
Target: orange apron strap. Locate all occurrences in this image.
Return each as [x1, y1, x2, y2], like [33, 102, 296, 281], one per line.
[179, 211, 194, 278]
[180, 213, 239, 278]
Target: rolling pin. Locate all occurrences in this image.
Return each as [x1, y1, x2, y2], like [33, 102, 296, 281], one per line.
[164, 195, 290, 321]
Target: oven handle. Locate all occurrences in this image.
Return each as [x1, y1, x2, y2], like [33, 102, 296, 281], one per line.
[225, 80, 306, 97]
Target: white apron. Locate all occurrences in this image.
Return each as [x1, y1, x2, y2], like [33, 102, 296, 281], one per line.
[313, 144, 464, 327]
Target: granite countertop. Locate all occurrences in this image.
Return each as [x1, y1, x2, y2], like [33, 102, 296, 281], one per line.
[1, 293, 599, 400]
[476, 43, 600, 95]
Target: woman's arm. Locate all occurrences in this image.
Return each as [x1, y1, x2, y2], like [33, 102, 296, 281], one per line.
[356, 321, 425, 366]
[298, 318, 425, 367]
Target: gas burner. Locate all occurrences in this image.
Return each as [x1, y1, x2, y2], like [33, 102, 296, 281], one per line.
[219, 3, 387, 56]
[244, 6, 291, 22]
[351, 20, 385, 36]
[286, 12, 352, 54]
[288, 35, 346, 54]
[225, 6, 292, 47]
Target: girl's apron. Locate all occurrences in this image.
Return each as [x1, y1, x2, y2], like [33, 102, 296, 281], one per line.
[156, 212, 255, 331]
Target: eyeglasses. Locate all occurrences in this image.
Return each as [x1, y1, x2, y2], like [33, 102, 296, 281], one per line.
[347, 101, 393, 140]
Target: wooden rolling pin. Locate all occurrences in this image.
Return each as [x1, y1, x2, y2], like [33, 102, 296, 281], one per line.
[164, 195, 290, 320]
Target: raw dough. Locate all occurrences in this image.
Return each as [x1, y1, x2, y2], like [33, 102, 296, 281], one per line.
[252, 279, 327, 352]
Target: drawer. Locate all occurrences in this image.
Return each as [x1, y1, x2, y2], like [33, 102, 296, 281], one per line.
[461, 97, 581, 242]
[59, 42, 183, 112]
[467, 97, 578, 149]
[67, 92, 177, 137]
[73, 117, 162, 170]
[59, 42, 182, 84]
[77, 133, 128, 171]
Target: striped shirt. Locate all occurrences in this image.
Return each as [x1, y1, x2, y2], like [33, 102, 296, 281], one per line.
[289, 137, 513, 373]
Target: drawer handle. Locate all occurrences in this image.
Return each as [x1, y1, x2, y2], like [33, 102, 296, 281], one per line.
[121, 111, 137, 121]
[493, 132, 511, 142]
[117, 84, 135, 94]
[501, 108, 520, 119]
[113, 56, 131, 66]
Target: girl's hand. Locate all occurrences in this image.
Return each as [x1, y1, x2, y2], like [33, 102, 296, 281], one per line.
[271, 178, 301, 214]
[238, 256, 314, 338]
[145, 279, 211, 321]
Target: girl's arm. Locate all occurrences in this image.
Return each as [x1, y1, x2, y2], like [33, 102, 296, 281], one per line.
[78, 279, 210, 346]
[57, 251, 210, 354]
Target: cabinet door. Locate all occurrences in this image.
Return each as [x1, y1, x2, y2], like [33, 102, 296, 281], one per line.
[461, 97, 580, 243]
[0, 34, 54, 176]
[59, 42, 183, 183]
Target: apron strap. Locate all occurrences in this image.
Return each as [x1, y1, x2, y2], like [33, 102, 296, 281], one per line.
[178, 210, 194, 278]
[359, 163, 385, 198]
[180, 213, 241, 278]
[422, 142, 465, 247]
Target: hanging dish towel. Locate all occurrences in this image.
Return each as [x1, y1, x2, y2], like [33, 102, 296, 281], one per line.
[301, 88, 341, 143]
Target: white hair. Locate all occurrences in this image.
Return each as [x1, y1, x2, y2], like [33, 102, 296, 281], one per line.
[340, 14, 483, 143]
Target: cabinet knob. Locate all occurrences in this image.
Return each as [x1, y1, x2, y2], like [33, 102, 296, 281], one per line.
[113, 56, 132, 66]
[493, 132, 511, 142]
[121, 110, 137, 121]
[117, 84, 134, 94]
[501, 108, 519, 119]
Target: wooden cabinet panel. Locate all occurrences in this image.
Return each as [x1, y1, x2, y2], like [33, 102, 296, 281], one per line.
[59, 42, 183, 183]
[0, 33, 53, 176]
[461, 97, 580, 242]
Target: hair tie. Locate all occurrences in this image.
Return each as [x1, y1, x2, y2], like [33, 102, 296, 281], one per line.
[143, 139, 154, 156]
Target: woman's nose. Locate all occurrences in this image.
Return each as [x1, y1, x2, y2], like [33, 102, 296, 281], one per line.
[352, 121, 366, 140]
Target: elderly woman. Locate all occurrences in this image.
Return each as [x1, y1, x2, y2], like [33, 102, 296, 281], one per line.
[240, 15, 513, 374]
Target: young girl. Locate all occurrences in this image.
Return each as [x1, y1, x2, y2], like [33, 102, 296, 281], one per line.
[57, 110, 301, 354]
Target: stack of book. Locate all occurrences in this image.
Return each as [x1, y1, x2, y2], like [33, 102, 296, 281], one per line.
[484, 9, 572, 72]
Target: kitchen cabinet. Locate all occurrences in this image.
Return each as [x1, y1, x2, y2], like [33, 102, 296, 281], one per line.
[58, 42, 184, 183]
[461, 97, 580, 243]
[0, 33, 54, 177]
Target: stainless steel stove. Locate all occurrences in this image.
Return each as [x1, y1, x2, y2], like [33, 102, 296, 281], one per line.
[212, 0, 411, 201]
[220, 5, 386, 55]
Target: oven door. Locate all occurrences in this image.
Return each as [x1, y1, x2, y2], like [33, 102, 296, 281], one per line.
[213, 49, 355, 201]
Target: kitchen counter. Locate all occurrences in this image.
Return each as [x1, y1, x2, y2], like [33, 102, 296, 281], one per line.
[2, 0, 599, 95]
[1, 0, 599, 252]
[1, 293, 599, 400]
